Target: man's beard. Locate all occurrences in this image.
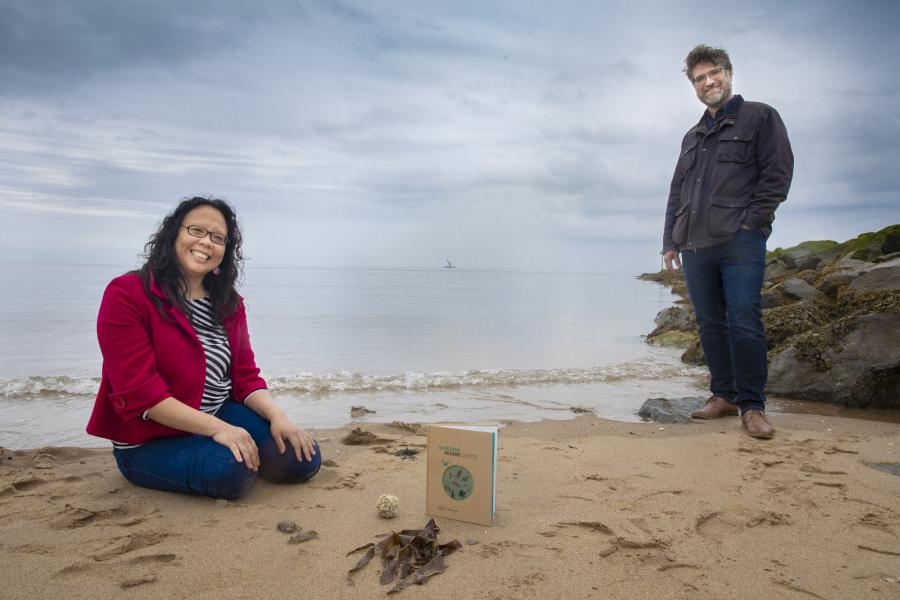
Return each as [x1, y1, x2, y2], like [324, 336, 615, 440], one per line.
[699, 79, 732, 109]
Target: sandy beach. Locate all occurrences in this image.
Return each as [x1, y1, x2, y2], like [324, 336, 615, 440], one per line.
[1, 413, 898, 600]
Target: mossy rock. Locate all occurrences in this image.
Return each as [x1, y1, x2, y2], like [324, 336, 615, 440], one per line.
[768, 312, 900, 407]
[831, 224, 900, 262]
[767, 239, 839, 262]
[835, 287, 900, 314]
[670, 281, 690, 299]
[764, 300, 839, 350]
[638, 269, 685, 286]
[681, 339, 706, 365]
[647, 329, 698, 349]
[767, 224, 899, 267]
[778, 313, 860, 371]
[767, 288, 900, 367]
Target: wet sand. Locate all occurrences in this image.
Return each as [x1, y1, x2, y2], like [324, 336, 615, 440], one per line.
[1, 414, 899, 599]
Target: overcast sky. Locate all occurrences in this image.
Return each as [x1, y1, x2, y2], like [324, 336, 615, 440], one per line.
[1, 0, 898, 272]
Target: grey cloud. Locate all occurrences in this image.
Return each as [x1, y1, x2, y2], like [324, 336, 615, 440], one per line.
[0, 0, 280, 95]
[1, 0, 898, 271]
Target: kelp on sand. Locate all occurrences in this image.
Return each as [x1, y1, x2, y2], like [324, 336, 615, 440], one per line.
[347, 518, 463, 594]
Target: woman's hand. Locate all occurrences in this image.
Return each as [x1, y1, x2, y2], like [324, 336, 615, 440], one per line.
[212, 425, 260, 471]
[269, 414, 317, 462]
[244, 389, 317, 462]
[146, 397, 260, 471]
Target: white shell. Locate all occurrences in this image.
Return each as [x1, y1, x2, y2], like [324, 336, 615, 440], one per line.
[376, 493, 400, 518]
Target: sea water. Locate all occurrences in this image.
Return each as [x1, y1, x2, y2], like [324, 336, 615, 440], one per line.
[0, 262, 708, 448]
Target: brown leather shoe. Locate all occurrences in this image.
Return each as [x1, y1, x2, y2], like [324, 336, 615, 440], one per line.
[691, 395, 739, 419]
[742, 410, 775, 439]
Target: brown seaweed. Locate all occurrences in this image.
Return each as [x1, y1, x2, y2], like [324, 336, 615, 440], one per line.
[347, 519, 462, 593]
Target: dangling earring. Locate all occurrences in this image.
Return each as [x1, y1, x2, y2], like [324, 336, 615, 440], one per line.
[213, 267, 221, 275]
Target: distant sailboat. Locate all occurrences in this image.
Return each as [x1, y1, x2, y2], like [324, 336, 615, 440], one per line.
[444, 259, 456, 269]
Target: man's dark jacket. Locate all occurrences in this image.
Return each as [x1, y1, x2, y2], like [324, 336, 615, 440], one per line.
[663, 95, 794, 253]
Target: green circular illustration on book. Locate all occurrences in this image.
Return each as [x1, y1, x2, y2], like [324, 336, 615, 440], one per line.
[441, 465, 474, 501]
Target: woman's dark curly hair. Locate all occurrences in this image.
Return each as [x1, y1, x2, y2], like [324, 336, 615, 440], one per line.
[137, 196, 243, 323]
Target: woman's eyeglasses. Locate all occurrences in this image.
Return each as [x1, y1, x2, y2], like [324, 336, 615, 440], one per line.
[182, 225, 227, 246]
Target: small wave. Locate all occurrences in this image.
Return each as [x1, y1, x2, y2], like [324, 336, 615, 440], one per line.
[1, 361, 704, 399]
[264, 361, 703, 394]
[0, 375, 101, 398]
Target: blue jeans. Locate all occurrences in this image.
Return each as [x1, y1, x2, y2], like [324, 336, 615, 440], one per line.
[113, 401, 321, 500]
[681, 228, 767, 413]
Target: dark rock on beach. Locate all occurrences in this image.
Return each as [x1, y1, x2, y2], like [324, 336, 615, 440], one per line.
[646, 303, 698, 349]
[768, 312, 900, 407]
[638, 397, 707, 423]
[277, 520, 298, 534]
[341, 428, 379, 445]
[350, 406, 376, 418]
[288, 530, 318, 544]
[640, 224, 900, 409]
[867, 462, 900, 477]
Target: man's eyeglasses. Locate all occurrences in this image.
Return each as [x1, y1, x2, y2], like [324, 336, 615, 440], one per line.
[182, 224, 227, 246]
[693, 66, 726, 86]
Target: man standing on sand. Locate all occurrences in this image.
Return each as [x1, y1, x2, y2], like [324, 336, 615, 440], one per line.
[662, 44, 793, 439]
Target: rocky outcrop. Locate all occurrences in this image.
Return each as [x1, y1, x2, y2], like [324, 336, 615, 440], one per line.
[646, 306, 697, 349]
[768, 312, 900, 407]
[774, 277, 826, 303]
[849, 258, 900, 292]
[640, 224, 900, 408]
[816, 256, 873, 297]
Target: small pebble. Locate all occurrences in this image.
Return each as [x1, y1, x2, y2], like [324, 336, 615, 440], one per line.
[277, 520, 298, 534]
[288, 530, 318, 544]
[465, 538, 480, 545]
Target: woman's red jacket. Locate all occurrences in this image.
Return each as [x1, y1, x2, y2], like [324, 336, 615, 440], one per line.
[86, 273, 267, 444]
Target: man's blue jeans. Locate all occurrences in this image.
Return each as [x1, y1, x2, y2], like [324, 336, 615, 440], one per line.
[681, 228, 768, 413]
[113, 401, 321, 500]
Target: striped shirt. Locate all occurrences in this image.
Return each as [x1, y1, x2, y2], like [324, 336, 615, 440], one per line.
[112, 297, 232, 449]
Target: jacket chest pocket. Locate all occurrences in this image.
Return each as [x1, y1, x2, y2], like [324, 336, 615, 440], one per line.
[717, 129, 754, 163]
[680, 140, 699, 172]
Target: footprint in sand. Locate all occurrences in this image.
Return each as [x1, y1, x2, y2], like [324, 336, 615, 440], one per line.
[119, 574, 158, 589]
[126, 553, 178, 566]
[49, 504, 127, 529]
[90, 531, 170, 561]
[10, 542, 53, 555]
[3, 477, 48, 495]
[57, 550, 179, 579]
[479, 540, 562, 559]
[695, 511, 747, 541]
[855, 511, 899, 536]
[56, 561, 96, 576]
[746, 511, 792, 528]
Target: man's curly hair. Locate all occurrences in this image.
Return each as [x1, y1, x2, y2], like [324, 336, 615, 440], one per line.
[684, 44, 733, 81]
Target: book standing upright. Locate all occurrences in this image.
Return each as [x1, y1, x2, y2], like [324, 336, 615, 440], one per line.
[426, 425, 498, 526]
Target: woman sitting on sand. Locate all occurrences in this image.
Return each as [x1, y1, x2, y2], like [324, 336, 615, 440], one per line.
[87, 197, 320, 499]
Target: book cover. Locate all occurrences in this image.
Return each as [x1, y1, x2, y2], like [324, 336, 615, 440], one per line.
[426, 424, 498, 527]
